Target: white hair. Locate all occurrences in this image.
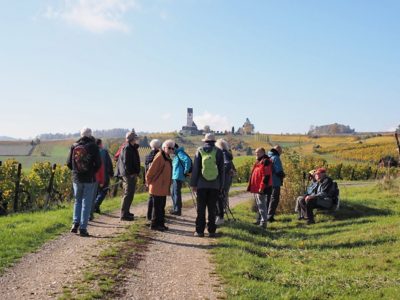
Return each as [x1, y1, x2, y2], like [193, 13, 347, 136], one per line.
[215, 139, 229, 151]
[149, 139, 161, 150]
[80, 127, 92, 138]
[162, 139, 175, 149]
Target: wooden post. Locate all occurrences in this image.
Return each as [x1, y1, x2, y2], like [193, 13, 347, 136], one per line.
[13, 163, 22, 212]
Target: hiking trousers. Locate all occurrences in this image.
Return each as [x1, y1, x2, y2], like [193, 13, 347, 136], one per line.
[121, 175, 137, 217]
[195, 188, 218, 234]
[266, 186, 281, 220]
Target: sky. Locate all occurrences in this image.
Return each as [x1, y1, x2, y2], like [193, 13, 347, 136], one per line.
[0, 0, 399, 139]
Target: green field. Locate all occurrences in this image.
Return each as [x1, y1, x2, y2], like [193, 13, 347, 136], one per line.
[213, 181, 400, 299]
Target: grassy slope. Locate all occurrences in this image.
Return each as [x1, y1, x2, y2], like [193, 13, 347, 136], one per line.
[213, 182, 400, 299]
[0, 193, 149, 274]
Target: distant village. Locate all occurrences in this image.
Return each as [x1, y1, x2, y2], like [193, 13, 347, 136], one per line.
[179, 108, 255, 136]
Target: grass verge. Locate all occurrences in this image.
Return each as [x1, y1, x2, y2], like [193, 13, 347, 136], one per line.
[212, 182, 400, 299]
[0, 193, 149, 274]
[59, 220, 151, 300]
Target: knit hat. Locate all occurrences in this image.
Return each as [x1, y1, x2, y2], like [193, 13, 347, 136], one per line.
[126, 129, 138, 142]
[80, 127, 92, 138]
[315, 168, 327, 174]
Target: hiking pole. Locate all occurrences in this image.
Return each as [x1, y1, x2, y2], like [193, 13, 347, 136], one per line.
[222, 190, 236, 221]
[188, 186, 197, 209]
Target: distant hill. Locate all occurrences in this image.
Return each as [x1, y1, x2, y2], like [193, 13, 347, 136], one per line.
[0, 136, 17, 141]
[308, 123, 355, 136]
[38, 128, 133, 140]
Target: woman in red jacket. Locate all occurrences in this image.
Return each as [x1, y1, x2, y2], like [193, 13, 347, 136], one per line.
[247, 147, 273, 228]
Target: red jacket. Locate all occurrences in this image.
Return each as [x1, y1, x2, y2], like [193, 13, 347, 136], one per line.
[247, 156, 273, 194]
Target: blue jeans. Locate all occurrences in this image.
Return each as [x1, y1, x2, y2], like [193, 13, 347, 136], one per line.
[171, 180, 183, 213]
[72, 182, 97, 230]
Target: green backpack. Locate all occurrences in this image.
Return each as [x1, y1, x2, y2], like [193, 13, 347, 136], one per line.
[199, 148, 219, 181]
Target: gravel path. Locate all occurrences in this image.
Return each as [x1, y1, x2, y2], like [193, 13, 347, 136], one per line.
[120, 192, 250, 300]
[0, 188, 248, 300]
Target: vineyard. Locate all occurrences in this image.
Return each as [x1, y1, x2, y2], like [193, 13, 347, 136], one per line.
[1, 133, 399, 216]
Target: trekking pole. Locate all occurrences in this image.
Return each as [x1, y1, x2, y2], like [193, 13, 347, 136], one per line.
[223, 190, 236, 221]
[188, 186, 197, 209]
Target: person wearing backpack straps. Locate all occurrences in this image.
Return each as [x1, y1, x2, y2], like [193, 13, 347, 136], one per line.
[116, 130, 141, 221]
[215, 138, 235, 225]
[171, 143, 192, 216]
[67, 127, 101, 237]
[247, 147, 273, 228]
[190, 133, 224, 237]
[266, 145, 285, 222]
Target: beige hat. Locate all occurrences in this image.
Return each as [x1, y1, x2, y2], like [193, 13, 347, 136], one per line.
[202, 133, 216, 142]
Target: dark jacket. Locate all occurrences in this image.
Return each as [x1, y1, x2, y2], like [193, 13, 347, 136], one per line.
[190, 142, 224, 190]
[67, 136, 101, 183]
[116, 143, 141, 177]
[222, 149, 235, 190]
[313, 176, 334, 209]
[268, 148, 285, 187]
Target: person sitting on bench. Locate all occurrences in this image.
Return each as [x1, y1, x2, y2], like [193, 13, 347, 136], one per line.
[295, 169, 318, 220]
[298, 168, 334, 224]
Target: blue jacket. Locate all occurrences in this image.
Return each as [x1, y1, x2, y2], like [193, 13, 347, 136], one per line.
[268, 149, 285, 187]
[172, 147, 192, 181]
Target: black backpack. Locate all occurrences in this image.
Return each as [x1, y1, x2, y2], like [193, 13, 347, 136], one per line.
[330, 181, 340, 209]
[72, 143, 92, 173]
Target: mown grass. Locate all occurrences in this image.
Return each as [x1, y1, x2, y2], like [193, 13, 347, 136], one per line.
[213, 182, 400, 299]
[0, 192, 149, 274]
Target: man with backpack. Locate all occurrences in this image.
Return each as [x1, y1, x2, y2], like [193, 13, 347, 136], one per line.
[190, 133, 224, 237]
[116, 131, 141, 221]
[247, 147, 272, 229]
[266, 145, 285, 222]
[67, 127, 101, 237]
[171, 143, 192, 216]
[298, 168, 338, 224]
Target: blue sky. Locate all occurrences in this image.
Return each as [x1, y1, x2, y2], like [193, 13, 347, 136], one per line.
[0, 0, 399, 139]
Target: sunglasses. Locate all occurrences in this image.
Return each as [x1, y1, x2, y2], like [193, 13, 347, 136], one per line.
[166, 147, 175, 150]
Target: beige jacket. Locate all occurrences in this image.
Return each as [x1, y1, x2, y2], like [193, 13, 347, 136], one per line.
[146, 151, 172, 196]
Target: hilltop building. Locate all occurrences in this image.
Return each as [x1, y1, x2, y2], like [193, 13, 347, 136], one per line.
[238, 118, 255, 135]
[180, 108, 202, 135]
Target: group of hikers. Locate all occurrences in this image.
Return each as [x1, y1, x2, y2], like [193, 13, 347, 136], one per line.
[67, 127, 339, 237]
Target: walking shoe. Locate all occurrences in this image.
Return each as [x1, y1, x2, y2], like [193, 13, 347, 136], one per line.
[79, 229, 90, 237]
[120, 215, 134, 221]
[70, 223, 79, 233]
[208, 232, 216, 238]
[267, 217, 276, 223]
[128, 212, 134, 217]
[150, 226, 165, 232]
[94, 207, 101, 214]
[215, 217, 225, 225]
[193, 232, 204, 237]
[307, 219, 316, 225]
[259, 222, 267, 229]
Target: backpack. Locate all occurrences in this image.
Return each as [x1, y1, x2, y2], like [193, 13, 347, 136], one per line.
[178, 151, 193, 176]
[199, 148, 218, 181]
[330, 181, 340, 210]
[72, 143, 92, 173]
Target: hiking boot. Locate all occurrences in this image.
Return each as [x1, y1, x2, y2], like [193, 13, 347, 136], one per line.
[161, 225, 169, 231]
[70, 223, 79, 234]
[79, 229, 90, 237]
[193, 232, 204, 237]
[120, 215, 134, 221]
[94, 207, 101, 214]
[307, 219, 316, 225]
[150, 225, 165, 232]
[259, 222, 267, 229]
[215, 217, 224, 225]
[267, 217, 275, 223]
[208, 232, 216, 238]
[128, 212, 134, 217]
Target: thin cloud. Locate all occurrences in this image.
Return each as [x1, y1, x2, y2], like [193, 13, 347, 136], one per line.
[194, 112, 231, 132]
[43, 0, 138, 33]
